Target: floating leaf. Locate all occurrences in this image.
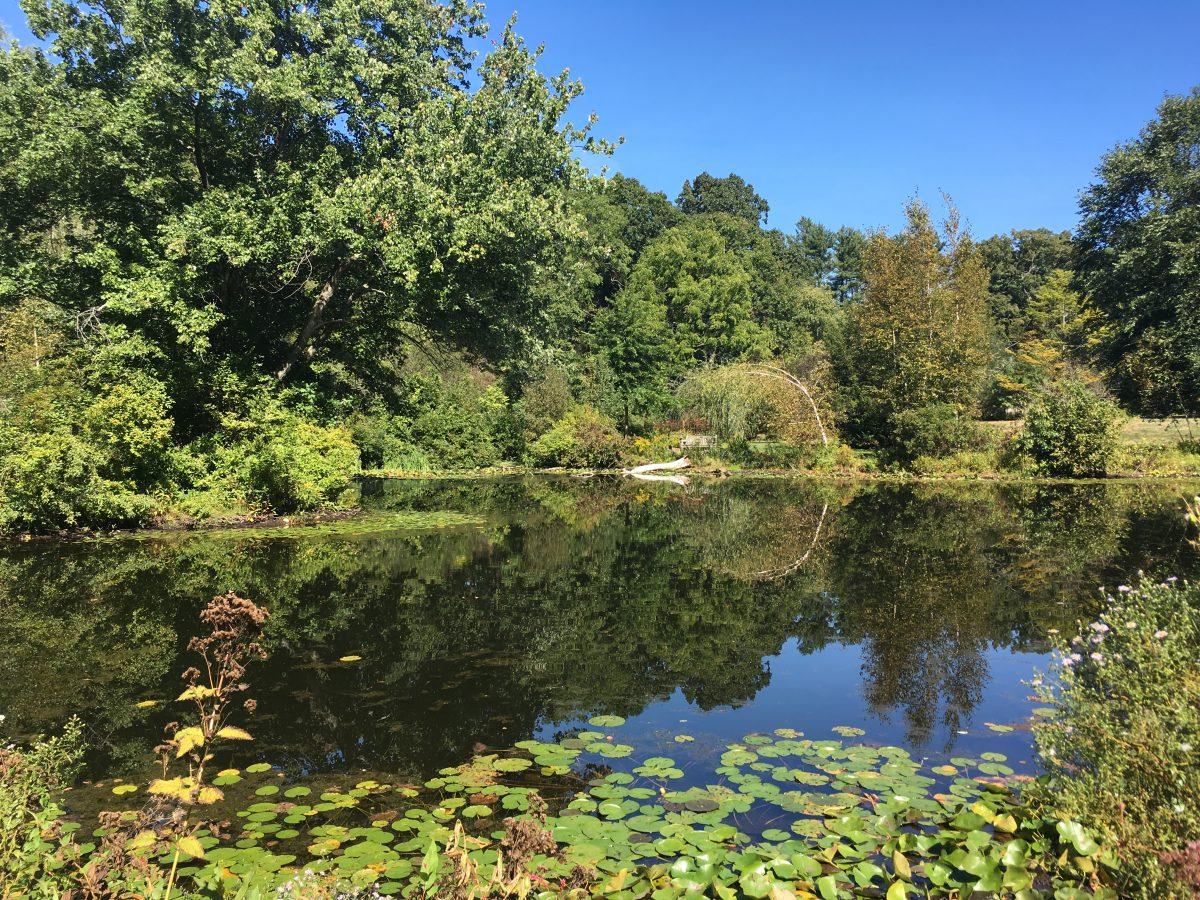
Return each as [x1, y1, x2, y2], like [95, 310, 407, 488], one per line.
[588, 715, 626, 728]
[339, 655, 363, 663]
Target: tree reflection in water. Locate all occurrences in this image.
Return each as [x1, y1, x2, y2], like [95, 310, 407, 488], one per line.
[0, 476, 1196, 777]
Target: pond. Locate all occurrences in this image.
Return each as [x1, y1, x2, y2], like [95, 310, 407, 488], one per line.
[1, 476, 1197, 791]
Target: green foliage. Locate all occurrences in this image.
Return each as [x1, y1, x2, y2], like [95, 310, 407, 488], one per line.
[0, 429, 151, 533]
[831, 200, 992, 447]
[782, 218, 868, 302]
[1034, 578, 1200, 897]
[0, 718, 85, 895]
[888, 403, 984, 464]
[978, 228, 1073, 351]
[1014, 381, 1124, 477]
[676, 171, 770, 225]
[526, 407, 625, 469]
[514, 365, 574, 445]
[1075, 87, 1200, 417]
[246, 417, 361, 513]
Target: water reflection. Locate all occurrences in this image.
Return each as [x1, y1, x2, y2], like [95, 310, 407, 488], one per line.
[0, 477, 1195, 777]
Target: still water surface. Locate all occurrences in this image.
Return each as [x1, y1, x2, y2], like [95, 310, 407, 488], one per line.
[1, 476, 1196, 784]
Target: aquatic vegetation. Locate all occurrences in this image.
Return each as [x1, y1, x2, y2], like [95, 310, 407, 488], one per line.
[25, 720, 1115, 898]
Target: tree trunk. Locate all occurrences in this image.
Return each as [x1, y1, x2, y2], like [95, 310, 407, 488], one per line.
[276, 258, 352, 382]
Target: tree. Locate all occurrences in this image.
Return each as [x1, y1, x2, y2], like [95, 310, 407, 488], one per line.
[993, 269, 1097, 408]
[676, 172, 770, 226]
[830, 200, 992, 445]
[572, 174, 682, 303]
[0, 1, 603, 436]
[593, 289, 682, 431]
[777, 219, 867, 303]
[1075, 87, 1200, 417]
[978, 228, 1073, 345]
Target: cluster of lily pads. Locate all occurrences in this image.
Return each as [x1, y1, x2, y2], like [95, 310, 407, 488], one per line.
[73, 716, 1115, 898]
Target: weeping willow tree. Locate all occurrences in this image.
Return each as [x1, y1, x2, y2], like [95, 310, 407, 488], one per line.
[676, 361, 834, 446]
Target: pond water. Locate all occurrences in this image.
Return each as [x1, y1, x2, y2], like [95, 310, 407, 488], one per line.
[1, 476, 1197, 790]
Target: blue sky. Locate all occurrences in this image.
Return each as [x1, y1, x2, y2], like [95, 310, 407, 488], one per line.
[4, 0, 1198, 237]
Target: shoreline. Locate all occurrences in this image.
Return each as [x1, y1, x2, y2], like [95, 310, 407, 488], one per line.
[5, 467, 1199, 544]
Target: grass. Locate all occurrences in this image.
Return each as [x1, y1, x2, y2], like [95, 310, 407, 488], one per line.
[981, 417, 1199, 448]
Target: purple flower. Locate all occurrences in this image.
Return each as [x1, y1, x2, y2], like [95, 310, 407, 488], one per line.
[1090, 622, 1110, 633]
[1090, 652, 1103, 661]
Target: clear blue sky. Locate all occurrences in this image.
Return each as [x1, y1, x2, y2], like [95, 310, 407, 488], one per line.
[4, 0, 1198, 237]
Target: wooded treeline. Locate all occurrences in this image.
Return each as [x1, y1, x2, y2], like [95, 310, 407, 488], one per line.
[1, 0, 1198, 531]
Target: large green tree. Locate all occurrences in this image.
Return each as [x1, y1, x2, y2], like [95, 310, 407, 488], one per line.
[830, 201, 992, 444]
[676, 172, 770, 226]
[614, 214, 835, 368]
[1074, 87, 1200, 417]
[0, 0, 601, 436]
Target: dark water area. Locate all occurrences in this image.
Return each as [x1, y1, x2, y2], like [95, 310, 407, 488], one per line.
[1, 476, 1197, 787]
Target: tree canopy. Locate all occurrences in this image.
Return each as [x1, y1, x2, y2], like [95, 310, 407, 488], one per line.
[676, 172, 770, 225]
[831, 201, 992, 444]
[1074, 87, 1200, 417]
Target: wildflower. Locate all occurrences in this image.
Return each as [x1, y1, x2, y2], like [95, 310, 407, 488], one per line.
[1167, 575, 1178, 583]
[1118, 585, 1131, 592]
[1126, 621, 1137, 629]
[1090, 622, 1110, 633]
[1154, 629, 1168, 639]
[1181, 743, 1193, 753]
[1090, 652, 1103, 661]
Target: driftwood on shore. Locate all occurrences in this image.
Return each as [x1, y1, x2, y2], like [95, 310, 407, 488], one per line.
[624, 456, 692, 486]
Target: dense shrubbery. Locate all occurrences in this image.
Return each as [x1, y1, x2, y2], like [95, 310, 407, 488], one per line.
[245, 418, 361, 512]
[1015, 380, 1124, 476]
[0, 718, 86, 892]
[526, 407, 625, 469]
[0, 430, 152, 532]
[1034, 577, 1200, 896]
[887, 403, 984, 463]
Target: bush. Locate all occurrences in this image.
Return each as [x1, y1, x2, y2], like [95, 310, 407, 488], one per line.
[526, 407, 625, 469]
[909, 448, 996, 475]
[1015, 380, 1124, 476]
[1033, 578, 1200, 896]
[245, 418, 361, 512]
[0, 430, 152, 533]
[887, 403, 983, 463]
[81, 374, 176, 488]
[0, 719, 85, 893]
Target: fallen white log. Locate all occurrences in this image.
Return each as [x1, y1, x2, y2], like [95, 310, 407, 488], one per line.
[625, 456, 691, 476]
[630, 473, 690, 486]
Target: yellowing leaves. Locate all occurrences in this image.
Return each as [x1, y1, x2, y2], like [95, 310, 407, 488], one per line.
[177, 685, 216, 702]
[176, 835, 205, 859]
[174, 726, 205, 757]
[196, 786, 225, 805]
[216, 725, 253, 741]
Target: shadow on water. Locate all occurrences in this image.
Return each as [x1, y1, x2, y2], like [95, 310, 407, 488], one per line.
[1, 476, 1197, 779]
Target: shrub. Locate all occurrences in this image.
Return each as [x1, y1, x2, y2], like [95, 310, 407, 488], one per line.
[526, 407, 625, 469]
[0, 430, 151, 533]
[887, 403, 983, 463]
[909, 448, 996, 475]
[1015, 380, 1124, 477]
[0, 719, 85, 893]
[81, 374, 176, 488]
[245, 418, 361, 512]
[1033, 577, 1200, 896]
